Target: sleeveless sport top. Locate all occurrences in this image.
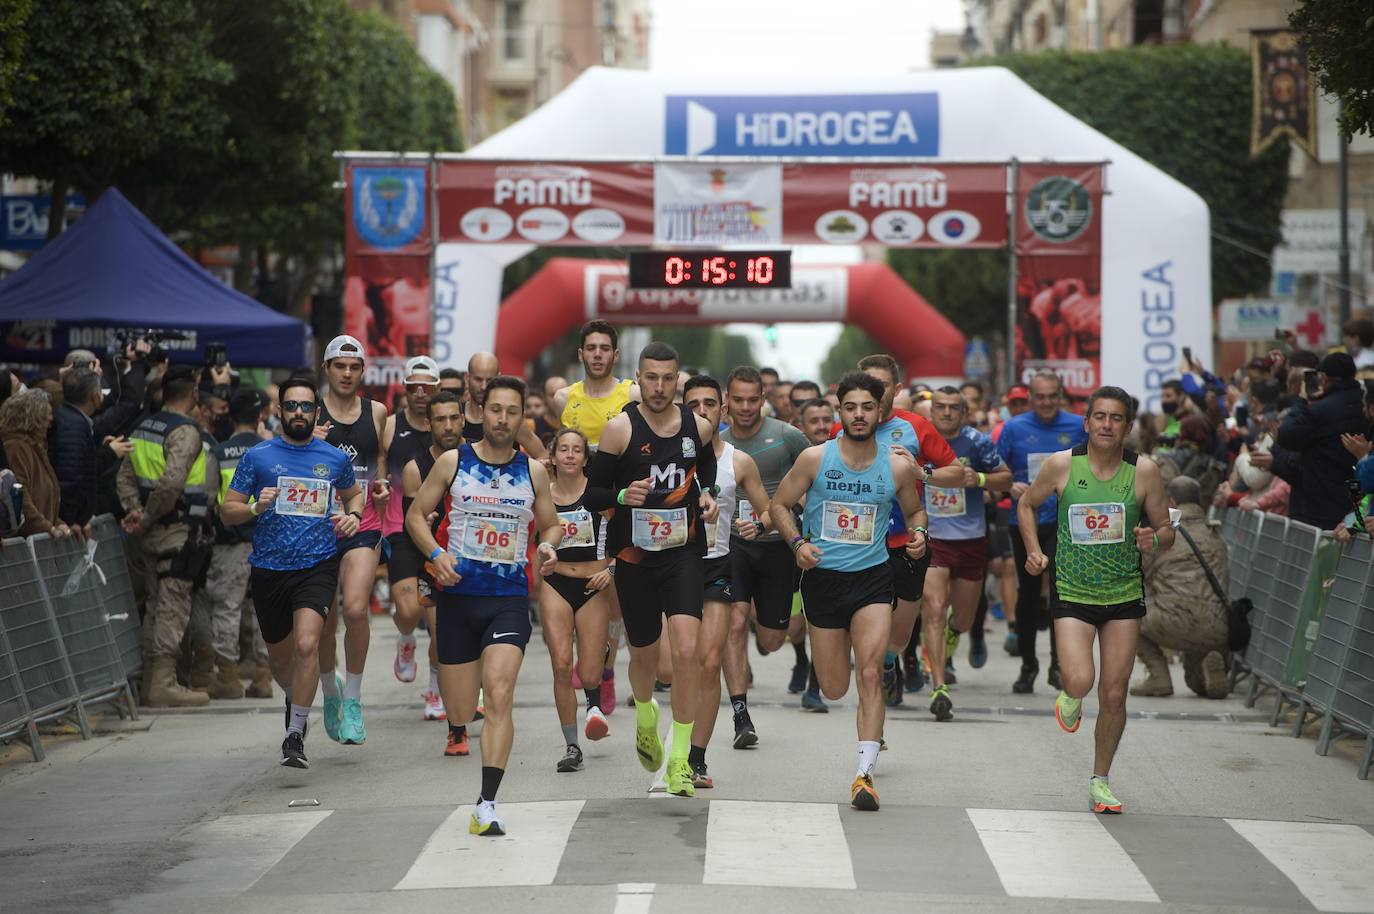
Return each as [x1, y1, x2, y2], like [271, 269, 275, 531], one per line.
[802, 439, 895, 573]
[462, 404, 484, 444]
[554, 486, 607, 563]
[1055, 444, 1143, 605]
[318, 396, 381, 530]
[402, 446, 442, 527]
[706, 442, 736, 560]
[443, 444, 536, 597]
[561, 378, 634, 448]
[383, 411, 430, 536]
[607, 402, 705, 563]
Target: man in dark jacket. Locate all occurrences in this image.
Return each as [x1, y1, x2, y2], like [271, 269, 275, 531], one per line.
[52, 368, 102, 530]
[1262, 352, 1367, 530]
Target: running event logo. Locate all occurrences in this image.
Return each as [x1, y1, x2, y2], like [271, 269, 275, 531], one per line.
[665, 94, 939, 157]
[352, 167, 426, 250]
[1024, 176, 1092, 243]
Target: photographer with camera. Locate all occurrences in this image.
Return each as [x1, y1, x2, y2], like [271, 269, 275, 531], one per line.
[1332, 381, 1374, 543]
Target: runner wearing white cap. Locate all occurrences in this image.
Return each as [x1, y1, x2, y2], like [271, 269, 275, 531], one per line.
[382, 355, 446, 721]
[315, 335, 390, 745]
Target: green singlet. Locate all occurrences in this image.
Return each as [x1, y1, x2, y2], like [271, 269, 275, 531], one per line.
[1055, 444, 1143, 605]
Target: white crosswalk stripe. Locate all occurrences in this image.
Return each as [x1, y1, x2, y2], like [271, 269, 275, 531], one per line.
[705, 800, 856, 889]
[1227, 818, 1374, 914]
[394, 800, 584, 890]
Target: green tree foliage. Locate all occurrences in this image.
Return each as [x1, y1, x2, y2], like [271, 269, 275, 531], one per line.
[820, 325, 879, 385]
[0, 0, 32, 123]
[350, 11, 464, 152]
[887, 250, 1007, 341]
[652, 326, 757, 377]
[1290, 0, 1374, 139]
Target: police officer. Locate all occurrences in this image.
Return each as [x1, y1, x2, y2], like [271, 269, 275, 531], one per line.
[118, 365, 218, 707]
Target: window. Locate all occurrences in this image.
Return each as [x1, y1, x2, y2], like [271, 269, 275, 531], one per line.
[502, 0, 526, 60]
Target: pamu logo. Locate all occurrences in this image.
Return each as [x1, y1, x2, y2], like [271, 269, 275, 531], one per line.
[649, 463, 686, 493]
[666, 94, 939, 157]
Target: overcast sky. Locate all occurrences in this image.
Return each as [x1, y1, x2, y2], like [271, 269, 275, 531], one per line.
[649, 0, 966, 379]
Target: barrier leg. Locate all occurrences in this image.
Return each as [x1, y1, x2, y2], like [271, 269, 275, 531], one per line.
[1316, 712, 1336, 756]
[1269, 693, 1286, 728]
[1245, 676, 1260, 708]
[1360, 736, 1372, 780]
[1289, 698, 1311, 737]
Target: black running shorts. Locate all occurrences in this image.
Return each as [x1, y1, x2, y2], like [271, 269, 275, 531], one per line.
[250, 558, 338, 645]
[888, 545, 930, 602]
[336, 528, 381, 557]
[702, 554, 734, 604]
[385, 531, 424, 582]
[434, 591, 533, 665]
[730, 537, 796, 631]
[799, 563, 894, 631]
[544, 572, 600, 613]
[614, 551, 705, 648]
[1052, 596, 1146, 627]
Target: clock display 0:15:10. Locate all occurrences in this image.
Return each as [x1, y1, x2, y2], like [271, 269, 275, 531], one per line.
[664, 255, 776, 286]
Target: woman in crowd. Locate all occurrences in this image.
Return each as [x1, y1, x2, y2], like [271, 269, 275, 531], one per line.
[0, 389, 71, 539]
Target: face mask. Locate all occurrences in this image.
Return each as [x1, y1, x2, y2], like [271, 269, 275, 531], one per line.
[1161, 400, 1179, 415]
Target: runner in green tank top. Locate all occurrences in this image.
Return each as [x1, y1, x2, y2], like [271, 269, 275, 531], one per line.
[1016, 386, 1173, 816]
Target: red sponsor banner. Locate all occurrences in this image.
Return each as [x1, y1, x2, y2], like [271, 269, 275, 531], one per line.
[343, 255, 431, 411]
[590, 265, 702, 319]
[782, 162, 1008, 248]
[1014, 164, 1105, 401]
[437, 161, 655, 245]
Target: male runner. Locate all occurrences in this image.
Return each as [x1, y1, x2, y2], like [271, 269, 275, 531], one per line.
[720, 366, 810, 745]
[788, 381, 823, 427]
[382, 356, 443, 719]
[584, 342, 718, 798]
[1018, 386, 1172, 814]
[770, 372, 928, 810]
[222, 377, 363, 768]
[315, 335, 390, 745]
[920, 387, 1012, 721]
[998, 370, 1087, 693]
[460, 352, 549, 460]
[683, 376, 772, 788]
[406, 376, 563, 835]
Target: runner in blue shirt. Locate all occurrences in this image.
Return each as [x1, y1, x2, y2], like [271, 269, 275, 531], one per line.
[222, 377, 364, 770]
[995, 371, 1087, 694]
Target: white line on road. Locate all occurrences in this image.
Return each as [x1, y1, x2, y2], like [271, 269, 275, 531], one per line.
[614, 882, 656, 914]
[1226, 818, 1374, 913]
[966, 808, 1159, 903]
[394, 800, 584, 889]
[704, 800, 856, 889]
[151, 810, 332, 897]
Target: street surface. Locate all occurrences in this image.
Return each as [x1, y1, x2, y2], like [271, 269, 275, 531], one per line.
[3, 612, 1374, 913]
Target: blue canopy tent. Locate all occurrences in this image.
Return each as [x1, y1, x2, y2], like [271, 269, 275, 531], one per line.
[0, 188, 311, 367]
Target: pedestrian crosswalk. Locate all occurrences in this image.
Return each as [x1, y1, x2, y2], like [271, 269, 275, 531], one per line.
[135, 799, 1374, 911]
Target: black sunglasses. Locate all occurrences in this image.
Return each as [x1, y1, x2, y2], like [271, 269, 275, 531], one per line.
[281, 400, 318, 414]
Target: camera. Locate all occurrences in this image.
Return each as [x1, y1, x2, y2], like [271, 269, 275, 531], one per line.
[204, 342, 228, 369]
[111, 328, 179, 364]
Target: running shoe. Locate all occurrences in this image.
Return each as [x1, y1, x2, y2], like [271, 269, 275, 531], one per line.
[635, 697, 664, 772]
[690, 760, 714, 789]
[801, 688, 829, 712]
[653, 678, 671, 692]
[602, 669, 617, 715]
[469, 799, 506, 836]
[732, 709, 758, 749]
[945, 658, 958, 686]
[969, 634, 988, 669]
[557, 744, 584, 772]
[788, 661, 808, 694]
[989, 601, 1005, 621]
[394, 635, 417, 682]
[1047, 664, 1063, 690]
[1090, 778, 1122, 814]
[1012, 662, 1037, 694]
[444, 727, 469, 757]
[1055, 691, 1082, 733]
[322, 674, 343, 742]
[903, 657, 925, 693]
[929, 684, 953, 722]
[339, 698, 367, 745]
[585, 705, 609, 741]
[422, 690, 447, 721]
[882, 661, 904, 707]
[665, 758, 695, 797]
[850, 774, 879, 811]
[280, 732, 308, 769]
[1003, 632, 1019, 655]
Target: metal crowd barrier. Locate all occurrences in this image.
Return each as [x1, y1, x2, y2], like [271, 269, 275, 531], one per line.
[1215, 508, 1374, 779]
[0, 515, 140, 762]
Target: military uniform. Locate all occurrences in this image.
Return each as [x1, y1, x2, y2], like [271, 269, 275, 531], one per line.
[118, 408, 218, 707]
[1136, 502, 1231, 698]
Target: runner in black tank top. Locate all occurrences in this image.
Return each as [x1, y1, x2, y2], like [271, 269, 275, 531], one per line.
[318, 396, 381, 512]
[389, 411, 431, 484]
[604, 401, 708, 563]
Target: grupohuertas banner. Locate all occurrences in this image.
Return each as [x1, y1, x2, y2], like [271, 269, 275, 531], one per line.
[345, 161, 434, 409]
[1015, 164, 1105, 402]
[653, 162, 783, 245]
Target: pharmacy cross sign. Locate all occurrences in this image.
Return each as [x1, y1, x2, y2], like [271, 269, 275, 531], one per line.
[1296, 309, 1325, 347]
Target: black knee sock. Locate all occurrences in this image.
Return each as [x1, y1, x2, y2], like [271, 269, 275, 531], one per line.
[584, 684, 602, 710]
[479, 765, 504, 803]
[792, 640, 808, 666]
[688, 744, 706, 767]
[971, 592, 988, 642]
[808, 664, 820, 691]
[730, 693, 747, 714]
[449, 723, 466, 739]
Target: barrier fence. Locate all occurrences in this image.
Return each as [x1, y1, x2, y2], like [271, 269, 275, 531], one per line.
[0, 514, 140, 762]
[1215, 507, 1374, 779]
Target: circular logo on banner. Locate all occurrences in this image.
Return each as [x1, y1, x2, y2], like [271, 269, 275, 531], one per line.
[353, 168, 426, 250]
[927, 210, 983, 246]
[516, 207, 571, 242]
[870, 211, 924, 245]
[572, 208, 627, 243]
[460, 207, 513, 242]
[815, 210, 869, 244]
[1025, 177, 1093, 243]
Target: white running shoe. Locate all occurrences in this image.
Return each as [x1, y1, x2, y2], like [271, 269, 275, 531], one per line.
[394, 635, 418, 683]
[469, 799, 505, 836]
[422, 689, 447, 721]
[585, 705, 609, 741]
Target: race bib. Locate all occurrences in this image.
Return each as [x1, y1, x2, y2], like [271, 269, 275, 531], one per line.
[460, 516, 521, 564]
[737, 498, 759, 523]
[926, 485, 967, 518]
[706, 520, 717, 550]
[557, 509, 594, 549]
[275, 476, 330, 518]
[632, 507, 688, 551]
[820, 501, 877, 545]
[1027, 452, 1054, 484]
[1067, 502, 1127, 545]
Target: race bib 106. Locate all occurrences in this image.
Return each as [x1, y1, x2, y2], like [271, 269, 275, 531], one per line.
[275, 476, 330, 518]
[820, 501, 877, 545]
[926, 485, 967, 518]
[557, 509, 594, 549]
[460, 517, 522, 564]
[1067, 502, 1126, 545]
[632, 507, 689, 551]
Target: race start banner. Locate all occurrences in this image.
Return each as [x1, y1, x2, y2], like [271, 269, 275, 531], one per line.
[1014, 163, 1105, 402]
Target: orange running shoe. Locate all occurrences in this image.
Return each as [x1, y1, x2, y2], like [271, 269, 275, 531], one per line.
[444, 727, 469, 757]
[850, 774, 879, 811]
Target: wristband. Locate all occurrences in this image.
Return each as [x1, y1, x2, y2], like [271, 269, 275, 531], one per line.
[911, 526, 928, 538]
[788, 534, 805, 552]
[616, 488, 627, 506]
[708, 484, 721, 497]
[429, 546, 444, 562]
[755, 520, 766, 536]
[249, 500, 261, 517]
[347, 510, 362, 520]
[1152, 532, 1159, 550]
[977, 472, 987, 488]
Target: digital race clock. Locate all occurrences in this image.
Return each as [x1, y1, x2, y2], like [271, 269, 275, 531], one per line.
[627, 250, 792, 289]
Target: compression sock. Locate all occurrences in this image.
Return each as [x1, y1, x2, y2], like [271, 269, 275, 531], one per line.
[561, 723, 578, 748]
[688, 744, 707, 768]
[670, 720, 693, 760]
[344, 672, 363, 701]
[793, 640, 808, 666]
[584, 684, 602, 710]
[730, 694, 747, 714]
[635, 694, 657, 728]
[479, 766, 504, 803]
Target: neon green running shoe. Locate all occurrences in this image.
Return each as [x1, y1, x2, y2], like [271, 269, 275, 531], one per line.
[635, 698, 664, 772]
[944, 623, 961, 656]
[929, 684, 953, 721]
[1090, 777, 1122, 814]
[1055, 691, 1082, 733]
[665, 758, 695, 797]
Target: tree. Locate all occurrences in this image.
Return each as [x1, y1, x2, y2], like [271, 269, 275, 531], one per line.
[1290, 0, 1374, 138]
[820, 325, 879, 385]
[0, 0, 31, 124]
[887, 249, 1007, 341]
[350, 11, 463, 152]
